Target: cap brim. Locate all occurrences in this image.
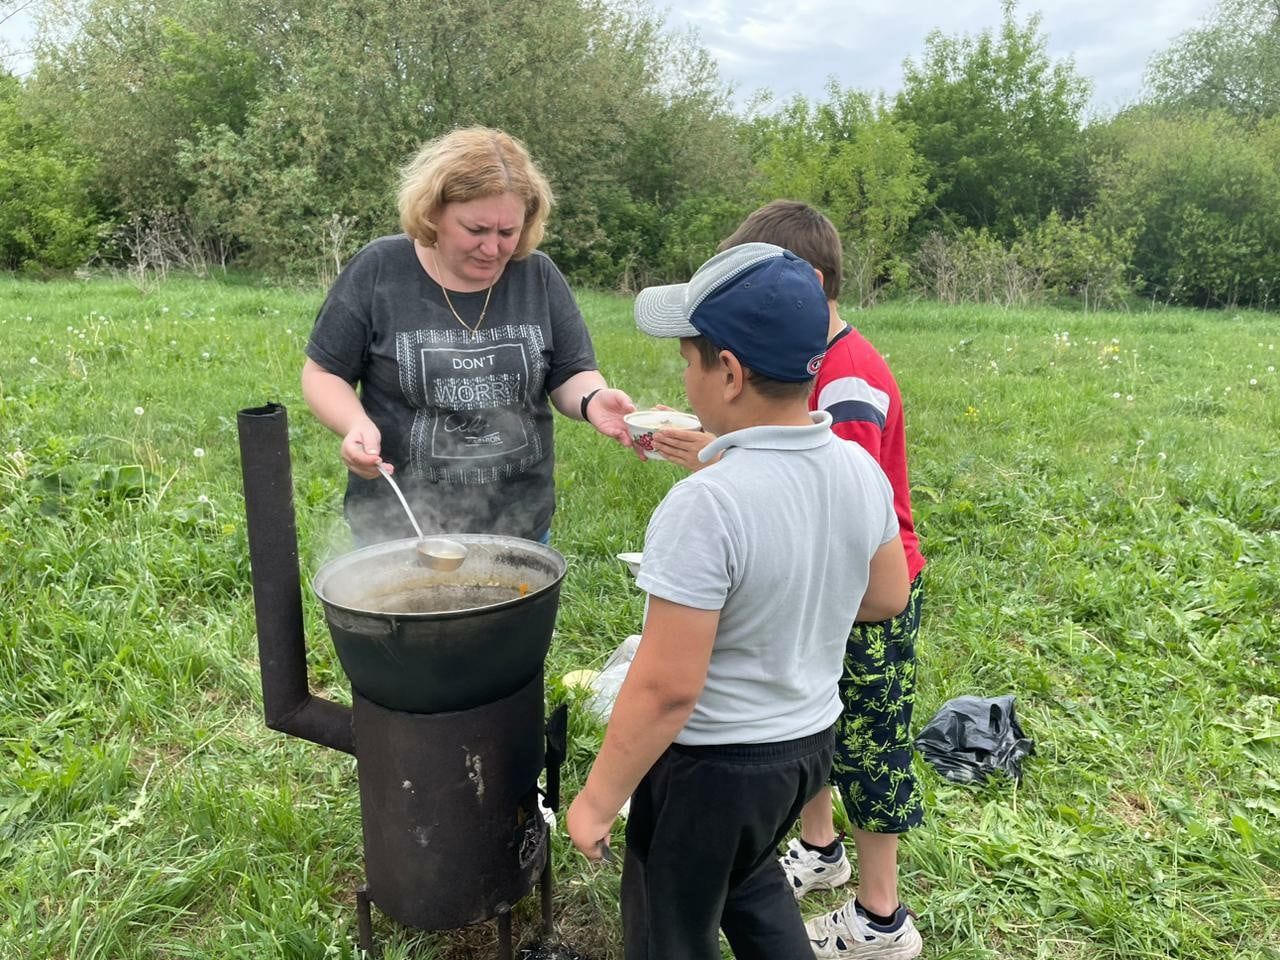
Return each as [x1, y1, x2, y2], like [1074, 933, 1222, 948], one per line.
[635, 282, 699, 339]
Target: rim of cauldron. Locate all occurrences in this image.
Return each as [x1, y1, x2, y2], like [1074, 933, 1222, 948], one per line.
[311, 534, 567, 621]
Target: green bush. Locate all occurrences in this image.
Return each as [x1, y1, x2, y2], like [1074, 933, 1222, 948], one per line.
[910, 213, 1137, 308]
[1013, 210, 1137, 309]
[0, 74, 102, 271]
[744, 84, 929, 305]
[912, 228, 1041, 306]
[1091, 109, 1280, 307]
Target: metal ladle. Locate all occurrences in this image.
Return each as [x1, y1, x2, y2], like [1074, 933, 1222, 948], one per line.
[372, 462, 468, 571]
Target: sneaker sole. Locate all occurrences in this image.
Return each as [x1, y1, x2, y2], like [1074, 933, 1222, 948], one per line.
[809, 929, 921, 960]
[874, 925, 922, 960]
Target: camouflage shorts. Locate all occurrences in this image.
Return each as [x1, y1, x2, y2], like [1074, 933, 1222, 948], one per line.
[830, 574, 924, 834]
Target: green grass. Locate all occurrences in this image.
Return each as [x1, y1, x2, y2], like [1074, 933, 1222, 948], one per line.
[1, 275, 1278, 960]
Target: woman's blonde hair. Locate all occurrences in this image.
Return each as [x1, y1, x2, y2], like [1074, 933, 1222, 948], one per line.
[398, 127, 554, 260]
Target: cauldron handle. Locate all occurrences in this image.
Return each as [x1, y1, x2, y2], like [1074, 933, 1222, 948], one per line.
[238, 403, 354, 754]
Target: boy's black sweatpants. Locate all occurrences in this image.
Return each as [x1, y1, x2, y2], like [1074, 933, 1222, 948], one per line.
[621, 726, 835, 960]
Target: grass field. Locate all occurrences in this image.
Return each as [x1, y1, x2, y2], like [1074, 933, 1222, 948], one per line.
[1, 274, 1278, 960]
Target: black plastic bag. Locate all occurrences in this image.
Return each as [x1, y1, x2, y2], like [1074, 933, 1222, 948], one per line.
[914, 695, 1034, 784]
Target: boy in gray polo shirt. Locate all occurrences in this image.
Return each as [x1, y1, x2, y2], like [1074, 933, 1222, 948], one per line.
[566, 243, 909, 960]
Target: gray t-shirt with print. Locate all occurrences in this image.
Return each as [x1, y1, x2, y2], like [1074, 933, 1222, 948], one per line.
[635, 413, 899, 746]
[306, 235, 597, 542]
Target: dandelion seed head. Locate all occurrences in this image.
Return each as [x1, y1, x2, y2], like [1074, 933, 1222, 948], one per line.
[1126, 395, 1134, 402]
[1158, 452, 1166, 460]
[29, 356, 37, 365]
[202, 351, 210, 359]
[197, 494, 209, 504]
[1250, 378, 1258, 385]
[1112, 392, 1121, 399]
[193, 447, 205, 458]
[134, 406, 145, 416]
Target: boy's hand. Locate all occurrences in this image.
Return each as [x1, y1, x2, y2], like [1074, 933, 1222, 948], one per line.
[650, 403, 718, 471]
[653, 428, 718, 472]
[567, 791, 618, 863]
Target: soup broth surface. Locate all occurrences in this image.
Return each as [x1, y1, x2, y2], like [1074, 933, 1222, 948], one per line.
[362, 583, 523, 614]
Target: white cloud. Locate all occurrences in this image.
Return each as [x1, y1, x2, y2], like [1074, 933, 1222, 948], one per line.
[665, 0, 1219, 112]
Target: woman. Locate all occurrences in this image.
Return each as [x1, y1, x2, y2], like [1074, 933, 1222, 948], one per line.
[302, 127, 636, 544]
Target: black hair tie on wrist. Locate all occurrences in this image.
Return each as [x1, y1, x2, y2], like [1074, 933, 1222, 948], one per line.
[580, 388, 604, 422]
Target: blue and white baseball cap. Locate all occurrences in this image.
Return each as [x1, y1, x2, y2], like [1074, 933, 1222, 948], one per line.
[634, 243, 828, 382]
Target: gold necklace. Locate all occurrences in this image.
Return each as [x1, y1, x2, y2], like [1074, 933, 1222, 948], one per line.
[430, 246, 494, 335]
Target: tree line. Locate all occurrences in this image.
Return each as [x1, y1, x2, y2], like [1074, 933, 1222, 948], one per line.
[3, 0, 1279, 309]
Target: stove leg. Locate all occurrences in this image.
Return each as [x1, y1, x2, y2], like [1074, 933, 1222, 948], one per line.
[540, 828, 554, 938]
[356, 884, 378, 958]
[497, 904, 514, 960]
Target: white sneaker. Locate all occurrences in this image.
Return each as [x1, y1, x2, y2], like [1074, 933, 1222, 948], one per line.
[805, 901, 922, 959]
[779, 837, 852, 900]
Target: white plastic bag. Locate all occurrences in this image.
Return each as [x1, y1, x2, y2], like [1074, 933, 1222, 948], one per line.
[585, 634, 641, 722]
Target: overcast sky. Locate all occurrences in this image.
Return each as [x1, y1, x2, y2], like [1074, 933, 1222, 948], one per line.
[4, 0, 1216, 114]
[666, 0, 1217, 115]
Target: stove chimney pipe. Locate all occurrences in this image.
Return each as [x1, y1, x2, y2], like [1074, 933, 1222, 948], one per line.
[237, 403, 353, 755]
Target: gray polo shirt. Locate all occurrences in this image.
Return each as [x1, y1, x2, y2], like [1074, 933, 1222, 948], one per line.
[635, 412, 898, 745]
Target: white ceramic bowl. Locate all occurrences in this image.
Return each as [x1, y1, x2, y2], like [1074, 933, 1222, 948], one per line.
[616, 552, 643, 577]
[623, 410, 701, 461]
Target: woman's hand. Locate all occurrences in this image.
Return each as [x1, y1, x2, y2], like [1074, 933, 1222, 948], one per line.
[567, 791, 618, 864]
[342, 419, 387, 479]
[585, 388, 644, 458]
[653, 428, 718, 472]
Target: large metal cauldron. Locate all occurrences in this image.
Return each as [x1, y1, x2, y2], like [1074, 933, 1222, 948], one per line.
[313, 536, 566, 713]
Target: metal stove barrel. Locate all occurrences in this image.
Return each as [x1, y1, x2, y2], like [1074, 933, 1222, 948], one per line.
[354, 671, 548, 929]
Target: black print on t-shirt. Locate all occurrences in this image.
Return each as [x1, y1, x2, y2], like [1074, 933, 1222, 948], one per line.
[397, 325, 547, 486]
[418, 342, 530, 460]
